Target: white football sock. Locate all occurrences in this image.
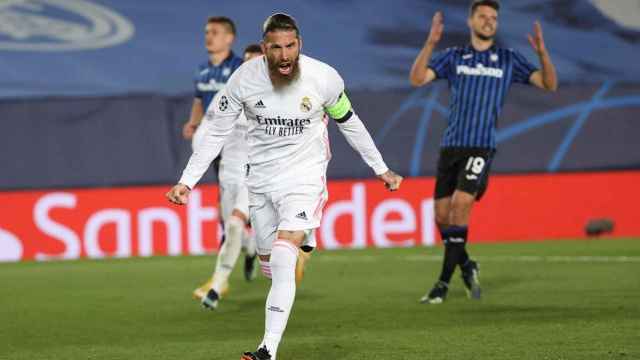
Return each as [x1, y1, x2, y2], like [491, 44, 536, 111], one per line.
[260, 259, 272, 279]
[243, 227, 257, 257]
[211, 215, 244, 294]
[260, 239, 298, 358]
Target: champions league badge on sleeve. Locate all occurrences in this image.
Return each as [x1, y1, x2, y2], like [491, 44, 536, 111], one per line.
[218, 95, 229, 112]
[0, 0, 135, 51]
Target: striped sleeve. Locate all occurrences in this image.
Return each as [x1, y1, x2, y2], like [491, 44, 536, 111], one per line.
[511, 50, 538, 84]
[428, 48, 454, 80]
[194, 67, 203, 99]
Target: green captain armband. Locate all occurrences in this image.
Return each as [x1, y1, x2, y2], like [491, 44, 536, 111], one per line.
[325, 92, 352, 122]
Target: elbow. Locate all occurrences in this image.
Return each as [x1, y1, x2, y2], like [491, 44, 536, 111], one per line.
[409, 75, 425, 88]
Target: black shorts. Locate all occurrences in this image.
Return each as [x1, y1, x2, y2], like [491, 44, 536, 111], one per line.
[434, 147, 495, 201]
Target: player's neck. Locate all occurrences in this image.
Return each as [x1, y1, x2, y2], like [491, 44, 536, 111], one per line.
[209, 49, 231, 66]
[470, 36, 494, 52]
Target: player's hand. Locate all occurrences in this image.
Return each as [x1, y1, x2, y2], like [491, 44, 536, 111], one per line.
[377, 170, 403, 192]
[166, 183, 191, 205]
[527, 21, 546, 55]
[426, 11, 444, 47]
[182, 121, 198, 140]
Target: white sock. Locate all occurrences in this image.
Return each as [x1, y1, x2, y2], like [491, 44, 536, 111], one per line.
[260, 259, 272, 279]
[211, 215, 244, 293]
[259, 239, 298, 358]
[244, 228, 257, 257]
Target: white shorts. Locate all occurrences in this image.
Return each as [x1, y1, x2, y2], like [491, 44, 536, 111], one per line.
[249, 183, 327, 255]
[219, 181, 249, 222]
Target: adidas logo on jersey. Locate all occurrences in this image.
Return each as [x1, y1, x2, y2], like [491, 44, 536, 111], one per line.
[295, 211, 308, 220]
[255, 100, 266, 108]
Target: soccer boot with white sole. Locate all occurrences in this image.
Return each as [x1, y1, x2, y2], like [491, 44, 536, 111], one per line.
[192, 279, 212, 301]
[241, 346, 272, 360]
[201, 288, 220, 310]
[420, 280, 449, 304]
[461, 260, 481, 299]
[192, 276, 229, 302]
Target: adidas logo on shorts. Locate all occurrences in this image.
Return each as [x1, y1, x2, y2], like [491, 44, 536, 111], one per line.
[295, 211, 308, 220]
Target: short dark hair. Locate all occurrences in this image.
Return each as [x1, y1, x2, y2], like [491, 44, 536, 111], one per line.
[470, 0, 500, 15]
[207, 16, 236, 35]
[244, 43, 262, 55]
[262, 13, 300, 38]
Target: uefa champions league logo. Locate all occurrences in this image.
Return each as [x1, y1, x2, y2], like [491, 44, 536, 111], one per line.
[0, 0, 134, 51]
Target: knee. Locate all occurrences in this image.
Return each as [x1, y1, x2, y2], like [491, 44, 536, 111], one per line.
[231, 209, 248, 223]
[450, 196, 474, 215]
[226, 215, 245, 237]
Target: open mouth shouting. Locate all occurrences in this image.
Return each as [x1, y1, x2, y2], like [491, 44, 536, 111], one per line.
[278, 60, 293, 75]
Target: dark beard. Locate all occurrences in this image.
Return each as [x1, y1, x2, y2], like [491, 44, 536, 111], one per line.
[267, 56, 300, 89]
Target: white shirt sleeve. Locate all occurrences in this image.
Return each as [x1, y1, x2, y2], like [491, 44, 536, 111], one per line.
[323, 67, 389, 176]
[178, 69, 244, 189]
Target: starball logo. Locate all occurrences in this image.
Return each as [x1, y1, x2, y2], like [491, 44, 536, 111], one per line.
[0, 0, 135, 51]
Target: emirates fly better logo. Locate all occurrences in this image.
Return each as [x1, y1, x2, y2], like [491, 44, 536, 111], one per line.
[0, 0, 134, 51]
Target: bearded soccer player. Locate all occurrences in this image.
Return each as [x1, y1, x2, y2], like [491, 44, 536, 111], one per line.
[167, 13, 402, 360]
[409, 0, 557, 304]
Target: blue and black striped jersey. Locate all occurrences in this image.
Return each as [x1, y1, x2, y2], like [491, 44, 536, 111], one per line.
[429, 45, 537, 149]
[194, 52, 243, 110]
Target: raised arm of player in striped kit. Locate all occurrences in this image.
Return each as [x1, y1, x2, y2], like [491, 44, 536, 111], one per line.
[323, 67, 389, 176]
[178, 71, 243, 189]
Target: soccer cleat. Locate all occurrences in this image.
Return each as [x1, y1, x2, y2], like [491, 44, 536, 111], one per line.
[201, 289, 220, 310]
[461, 260, 481, 299]
[192, 279, 212, 301]
[192, 277, 229, 301]
[295, 249, 311, 285]
[241, 346, 272, 360]
[244, 254, 257, 281]
[420, 281, 449, 304]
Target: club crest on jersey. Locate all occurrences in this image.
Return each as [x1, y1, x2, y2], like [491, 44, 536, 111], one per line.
[490, 53, 499, 62]
[300, 96, 312, 113]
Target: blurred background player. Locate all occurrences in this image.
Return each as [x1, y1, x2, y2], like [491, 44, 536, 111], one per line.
[167, 13, 402, 360]
[180, 16, 253, 301]
[409, 0, 557, 304]
[194, 44, 263, 309]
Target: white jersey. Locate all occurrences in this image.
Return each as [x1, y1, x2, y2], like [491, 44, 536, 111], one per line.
[179, 54, 388, 193]
[219, 111, 249, 184]
[191, 111, 249, 185]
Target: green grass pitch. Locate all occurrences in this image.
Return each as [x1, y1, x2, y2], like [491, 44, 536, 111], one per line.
[1, 239, 639, 359]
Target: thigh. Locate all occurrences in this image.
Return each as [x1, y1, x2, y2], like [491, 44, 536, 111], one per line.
[434, 148, 458, 200]
[249, 192, 278, 256]
[455, 148, 494, 199]
[233, 183, 250, 219]
[276, 183, 327, 232]
[219, 182, 236, 222]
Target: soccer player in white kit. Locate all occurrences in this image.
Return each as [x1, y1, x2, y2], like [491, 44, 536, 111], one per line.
[167, 14, 403, 360]
[192, 44, 265, 310]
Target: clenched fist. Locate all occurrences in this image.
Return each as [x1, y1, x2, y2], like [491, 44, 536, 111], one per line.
[378, 170, 403, 192]
[166, 183, 191, 205]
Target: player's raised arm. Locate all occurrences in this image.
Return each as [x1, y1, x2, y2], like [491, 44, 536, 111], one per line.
[324, 68, 403, 191]
[409, 11, 444, 87]
[527, 21, 558, 92]
[166, 81, 243, 205]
